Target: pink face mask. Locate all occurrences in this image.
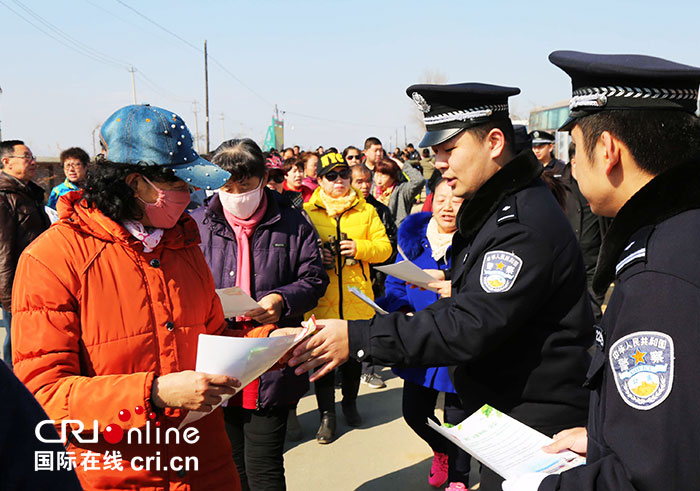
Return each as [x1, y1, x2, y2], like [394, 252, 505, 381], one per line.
[137, 175, 191, 229]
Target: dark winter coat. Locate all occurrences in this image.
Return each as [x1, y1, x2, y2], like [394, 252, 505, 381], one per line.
[0, 171, 50, 309]
[192, 189, 329, 408]
[541, 159, 700, 491]
[376, 211, 455, 393]
[349, 150, 593, 436]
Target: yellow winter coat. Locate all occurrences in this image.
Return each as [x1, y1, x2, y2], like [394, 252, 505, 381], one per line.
[304, 188, 392, 320]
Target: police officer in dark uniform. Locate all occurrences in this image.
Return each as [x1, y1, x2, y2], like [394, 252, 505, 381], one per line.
[530, 130, 566, 174]
[288, 83, 594, 490]
[560, 143, 610, 323]
[504, 51, 700, 491]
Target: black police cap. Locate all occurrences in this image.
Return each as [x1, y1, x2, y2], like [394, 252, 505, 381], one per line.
[549, 50, 700, 131]
[406, 83, 520, 147]
[529, 130, 555, 145]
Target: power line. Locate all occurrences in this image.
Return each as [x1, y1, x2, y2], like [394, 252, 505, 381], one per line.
[0, 1, 124, 68]
[11, 0, 131, 69]
[113, 0, 274, 108]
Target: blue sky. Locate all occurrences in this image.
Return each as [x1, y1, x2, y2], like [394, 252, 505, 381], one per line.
[1, 0, 698, 156]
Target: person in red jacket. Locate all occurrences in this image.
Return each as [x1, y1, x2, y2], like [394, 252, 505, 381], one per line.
[11, 104, 272, 491]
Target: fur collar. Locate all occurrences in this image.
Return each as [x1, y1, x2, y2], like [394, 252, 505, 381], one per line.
[593, 157, 700, 295]
[397, 211, 431, 260]
[457, 150, 543, 241]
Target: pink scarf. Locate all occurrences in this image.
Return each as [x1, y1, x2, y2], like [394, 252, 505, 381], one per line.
[222, 192, 268, 297]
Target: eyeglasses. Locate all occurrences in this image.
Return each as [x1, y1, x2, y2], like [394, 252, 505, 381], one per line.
[8, 154, 36, 161]
[345, 155, 361, 161]
[63, 162, 84, 170]
[324, 168, 351, 181]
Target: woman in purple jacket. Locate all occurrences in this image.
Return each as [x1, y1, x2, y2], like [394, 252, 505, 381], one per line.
[191, 138, 328, 491]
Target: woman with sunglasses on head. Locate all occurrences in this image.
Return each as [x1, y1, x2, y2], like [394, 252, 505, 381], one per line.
[303, 151, 392, 444]
[373, 156, 425, 226]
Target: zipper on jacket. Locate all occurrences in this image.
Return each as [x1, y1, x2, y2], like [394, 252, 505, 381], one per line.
[335, 215, 344, 319]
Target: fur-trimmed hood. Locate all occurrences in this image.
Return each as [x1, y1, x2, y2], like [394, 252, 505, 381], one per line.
[593, 158, 700, 295]
[456, 150, 543, 241]
[397, 211, 431, 260]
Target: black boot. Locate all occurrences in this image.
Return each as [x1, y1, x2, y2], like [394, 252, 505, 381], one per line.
[316, 411, 336, 444]
[341, 400, 362, 428]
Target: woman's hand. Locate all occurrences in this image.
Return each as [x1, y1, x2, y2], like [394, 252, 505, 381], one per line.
[151, 371, 241, 412]
[542, 427, 588, 456]
[423, 269, 445, 281]
[321, 247, 334, 266]
[428, 280, 452, 298]
[244, 293, 284, 324]
[339, 239, 357, 258]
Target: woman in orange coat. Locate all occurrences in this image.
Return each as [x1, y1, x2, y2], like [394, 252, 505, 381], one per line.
[11, 105, 268, 491]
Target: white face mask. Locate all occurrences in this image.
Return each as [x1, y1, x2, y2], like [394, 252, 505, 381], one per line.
[218, 183, 264, 219]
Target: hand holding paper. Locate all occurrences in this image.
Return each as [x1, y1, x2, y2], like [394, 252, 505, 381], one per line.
[428, 404, 585, 481]
[374, 261, 441, 292]
[180, 316, 318, 427]
[216, 287, 263, 318]
[151, 371, 240, 412]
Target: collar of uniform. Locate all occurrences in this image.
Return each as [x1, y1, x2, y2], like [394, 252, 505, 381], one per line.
[593, 156, 700, 295]
[456, 149, 543, 241]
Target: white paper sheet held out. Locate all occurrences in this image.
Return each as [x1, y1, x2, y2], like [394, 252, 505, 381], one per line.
[179, 317, 317, 428]
[347, 286, 388, 315]
[216, 287, 263, 318]
[428, 404, 585, 480]
[373, 260, 440, 292]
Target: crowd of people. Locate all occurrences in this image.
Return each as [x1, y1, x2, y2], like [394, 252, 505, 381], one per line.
[2, 48, 700, 491]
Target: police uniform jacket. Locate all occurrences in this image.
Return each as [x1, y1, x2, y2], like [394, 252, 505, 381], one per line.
[541, 159, 700, 491]
[543, 157, 567, 176]
[348, 150, 593, 432]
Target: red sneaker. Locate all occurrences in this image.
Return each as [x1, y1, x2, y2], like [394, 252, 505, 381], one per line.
[445, 482, 468, 491]
[429, 452, 449, 487]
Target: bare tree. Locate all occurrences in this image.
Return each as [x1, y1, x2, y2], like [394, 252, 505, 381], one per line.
[408, 68, 448, 144]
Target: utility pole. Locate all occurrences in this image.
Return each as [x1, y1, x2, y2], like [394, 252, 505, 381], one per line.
[220, 113, 225, 142]
[91, 124, 101, 157]
[395, 128, 399, 150]
[192, 101, 200, 153]
[204, 40, 210, 153]
[404, 125, 407, 147]
[129, 67, 137, 104]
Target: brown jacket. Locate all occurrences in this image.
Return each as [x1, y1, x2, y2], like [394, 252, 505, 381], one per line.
[0, 171, 49, 310]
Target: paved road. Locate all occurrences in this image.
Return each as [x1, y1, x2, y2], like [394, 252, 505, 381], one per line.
[284, 366, 478, 491]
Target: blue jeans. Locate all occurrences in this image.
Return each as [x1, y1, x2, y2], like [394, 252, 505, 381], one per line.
[1, 306, 11, 367]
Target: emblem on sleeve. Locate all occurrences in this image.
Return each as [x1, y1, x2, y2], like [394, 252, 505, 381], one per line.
[479, 251, 522, 293]
[609, 331, 674, 410]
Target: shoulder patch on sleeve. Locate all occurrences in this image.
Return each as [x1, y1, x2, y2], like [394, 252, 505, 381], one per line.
[615, 225, 654, 276]
[480, 250, 523, 293]
[496, 196, 518, 225]
[609, 331, 674, 410]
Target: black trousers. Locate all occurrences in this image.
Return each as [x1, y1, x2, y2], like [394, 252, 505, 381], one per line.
[402, 380, 471, 483]
[314, 358, 361, 413]
[223, 405, 289, 491]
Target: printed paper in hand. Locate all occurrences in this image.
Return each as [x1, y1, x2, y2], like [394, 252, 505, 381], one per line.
[347, 286, 388, 315]
[428, 404, 585, 480]
[179, 316, 318, 428]
[374, 261, 440, 292]
[216, 287, 262, 318]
